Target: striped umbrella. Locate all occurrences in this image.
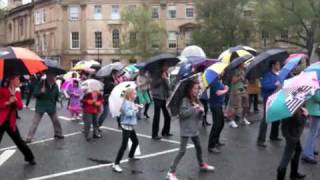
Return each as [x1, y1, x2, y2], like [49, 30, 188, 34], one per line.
[218, 45, 257, 64]
[0, 47, 47, 79]
[202, 62, 228, 89]
[266, 71, 319, 123]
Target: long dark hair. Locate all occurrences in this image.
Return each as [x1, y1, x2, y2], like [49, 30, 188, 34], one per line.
[184, 79, 200, 105]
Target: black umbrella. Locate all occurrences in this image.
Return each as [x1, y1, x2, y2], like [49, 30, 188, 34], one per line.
[223, 55, 253, 84]
[137, 53, 179, 75]
[245, 49, 289, 80]
[43, 59, 66, 75]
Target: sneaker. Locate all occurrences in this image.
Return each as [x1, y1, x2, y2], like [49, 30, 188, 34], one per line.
[128, 156, 141, 161]
[200, 163, 215, 172]
[208, 147, 221, 153]
[166, 171, 178, 180]
[54, 135, 65, 139]
[242, 118, 251, 125]
[112, 164, 123, 173]
[229, 120, 239, 128]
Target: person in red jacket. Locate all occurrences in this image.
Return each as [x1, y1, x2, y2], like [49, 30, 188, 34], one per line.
[0, 75, 35, 165]
[81, 90, 103, 141]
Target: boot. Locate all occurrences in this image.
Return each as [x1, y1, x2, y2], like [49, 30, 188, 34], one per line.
[290, 161, 306, 179]
[277, 167, 286, 180]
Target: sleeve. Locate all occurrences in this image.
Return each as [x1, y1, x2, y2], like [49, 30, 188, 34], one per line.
[15, 91, 23, 110]
[179, 98, 196, 119]
[33, 81, 44, 98]
[260, 74, 277, 92]
[312, 90, 320, 103]
[0, 89, 8, 109]
[121, 101, 136, 117]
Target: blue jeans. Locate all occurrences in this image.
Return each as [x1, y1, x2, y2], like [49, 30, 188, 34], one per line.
[302, 116, 320, 160]
[98, 96, 109, 127]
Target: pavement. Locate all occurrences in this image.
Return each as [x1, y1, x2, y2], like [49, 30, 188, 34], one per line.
[0, 100, 319, 180]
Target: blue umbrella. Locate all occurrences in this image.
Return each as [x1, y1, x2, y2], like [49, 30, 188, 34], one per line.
[278, 57, 300, 83]
[304, 62, 320, 79]
[178, 63, 193, 79]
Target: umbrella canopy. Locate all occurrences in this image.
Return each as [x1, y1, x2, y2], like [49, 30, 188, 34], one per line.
[109, 81, 136, 118]
[43, 59, 66, 75]
[63, 71, 80, 80]
[137, 53, 179, 75]
[181, 45, 206, 58]
[218, 45, 257, 64]
[266, 71, 319, 123]
[178, 63, 193, 79]
[304, 62, 320, 79]
[223, 55, 254, 84]
[245, 49, 289, 80]
[0, 47, 47, 79]
[80, 79, 104, 93]
[202, 62, 228, 89]
[61, 78, 80, 91]
[96, 62, 125, 78]
[278, 54, 307, 83]
[72, 60, 101, 71]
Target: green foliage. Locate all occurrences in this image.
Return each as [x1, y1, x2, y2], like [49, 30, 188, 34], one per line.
[256, 0, 320, 55]
[192, 0, 254, 57]
[120, 4, 165, 59]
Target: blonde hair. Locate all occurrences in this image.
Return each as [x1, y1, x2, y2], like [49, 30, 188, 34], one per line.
[124, 88, 135, 100]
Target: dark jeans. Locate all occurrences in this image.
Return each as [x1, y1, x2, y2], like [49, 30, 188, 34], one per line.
[170, 136, 204, 172]
[249, 94, 259, 111]
[152, 98, 171, 137]
[200, 99, 209, 122]
[25, 88, 34, 106]
[83, 113, 98, 138]
[115, 129, 139, 164]
[98, 96, 109, 127]
[0, 120, 34, 162]
[208, 107, 225, 149]
[257, 98, 281, 143]
[279, 139, 302, 169]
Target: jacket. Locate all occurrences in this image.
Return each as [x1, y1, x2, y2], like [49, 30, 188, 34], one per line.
[247, 79, 260, 95]
[82, 92, 103, 114]
[281, 111, 306, 143]
[33, 80, 60, 113]
[151, 77, 170, 100]
[260, 71, 279, 99]
[0, 88, 23, 131]
[120, 100, 138, 126]
[179, 98, 203, 137]
[305, 89, 320, 117]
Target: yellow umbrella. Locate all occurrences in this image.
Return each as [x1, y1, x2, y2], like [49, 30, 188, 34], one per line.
[72, 60, 100, 71]
[218, 45, 257, 64]
[202, 62, 228, 88]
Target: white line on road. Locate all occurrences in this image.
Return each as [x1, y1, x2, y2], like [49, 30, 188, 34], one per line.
[27, 145, 194, 180]
[0, 149, 16, 166]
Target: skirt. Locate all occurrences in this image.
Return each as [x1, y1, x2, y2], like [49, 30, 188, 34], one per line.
[137, 90, 151, 105]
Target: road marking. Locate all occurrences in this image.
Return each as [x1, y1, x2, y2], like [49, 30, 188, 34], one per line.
[27, 145, 194, 180]
[0, 149, 16, 166]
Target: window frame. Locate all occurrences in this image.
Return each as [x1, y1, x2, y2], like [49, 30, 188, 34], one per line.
[112, 29, 120, 48]
[167, 5, 177, 19]
[185, 5, 194, 18]
[151, 5, 160, 19]
[69, 5, 81, 21]
[94, 5, 102, 20]
[111, 5, 120, 20]
[168, 31, 177, 49]
[95, 31, 103, 49]
[70, 32, 80, 49]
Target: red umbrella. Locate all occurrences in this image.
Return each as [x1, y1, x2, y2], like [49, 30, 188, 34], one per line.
[0, 47, 47, 79]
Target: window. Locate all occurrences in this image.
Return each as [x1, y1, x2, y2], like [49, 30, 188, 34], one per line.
[152, 6, 160, 19]
[69, 5, 80, 20]
[129, 32, 137, 47]
[70, 32, 80, 49]
[281, 30, 288, 40]
[111, 5, 120, 20]
[42, 8, 46, 23]
[34, 10, 40, 25]
[261, 30, 269, 39]
[95, 32, 102, 48]
[112, 29, 120, 48]
[185, 5, 194, 18]
[168, 32, 177, 48]
[94, 5, 102, 19]
[168, 6, 176, 19]
[42, 34, 48, 52]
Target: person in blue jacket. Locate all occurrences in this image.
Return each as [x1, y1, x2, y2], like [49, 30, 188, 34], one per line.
[257, 60, 282, 147]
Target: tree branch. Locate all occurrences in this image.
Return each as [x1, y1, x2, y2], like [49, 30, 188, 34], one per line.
[297, 31, 307, 41]
[274, 39, 307, 48]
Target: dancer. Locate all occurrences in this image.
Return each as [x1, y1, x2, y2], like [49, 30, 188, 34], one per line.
[67, 79, 82, 120]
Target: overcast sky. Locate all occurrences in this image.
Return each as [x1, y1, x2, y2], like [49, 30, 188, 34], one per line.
[1, 0, 33, 7]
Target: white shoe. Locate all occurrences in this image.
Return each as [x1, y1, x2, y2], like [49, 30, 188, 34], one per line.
[242, 118, 251, 125]
[112, 164, 123, 173]
[200, 163, 215, 172]
[229, 120, 238, 128]
[166, 171, 178, 180]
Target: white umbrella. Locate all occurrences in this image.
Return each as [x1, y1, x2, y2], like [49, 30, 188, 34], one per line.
[181, 45, 206, 58]
[109, 81, 136, 118]
[81, 79, 104, 93]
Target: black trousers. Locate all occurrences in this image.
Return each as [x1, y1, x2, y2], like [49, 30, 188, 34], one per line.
[200, 99, 209, 121]
[0, 120, 34, 162]
[152, 99, 171, 137]
[249, 94, 259, 111]
[279, 139, 302, 169]
[208, 107, 225, 149]
[25, 88, 34, 106]
[115, 129, 139, 164]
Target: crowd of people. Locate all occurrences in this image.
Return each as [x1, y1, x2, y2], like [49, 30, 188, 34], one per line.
[0, 55, 319, 180]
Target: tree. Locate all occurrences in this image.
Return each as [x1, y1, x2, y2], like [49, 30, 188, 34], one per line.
[192, 0, 254, 57]
[120, 3, 165, 60]
[256, 0, 320, 57]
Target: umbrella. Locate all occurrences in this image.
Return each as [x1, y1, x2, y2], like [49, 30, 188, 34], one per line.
[192, 59, 216, 72]
[72, 60, 101, 71]
[278, 54, 307, 83]
[266, 71, 319, 123]
[218, 45, 257, 64]
[109, 81, 136, 118]
[43, 59, 66, 75]
[304, 62, 320, 79]
[0, 47, 47, 79]
[61, 78, 80, 91]
[81, 79, 104, 93]
[63, 71, 80, 80]
[178, 63, 193, 79]
[124, 64, 139, 79]
[167, 73, 205, 116]
[245, 49, 289, 80]
[177, 56, 217, 79]
[181, 45, 206, 58]
[96, 62, 125, 78]
[202, 62, 228, 89]
[137, 53, 179, 75]
[223, 55, 254, 84]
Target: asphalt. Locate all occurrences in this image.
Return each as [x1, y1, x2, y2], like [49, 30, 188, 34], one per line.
[0, 100, 319, 180]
